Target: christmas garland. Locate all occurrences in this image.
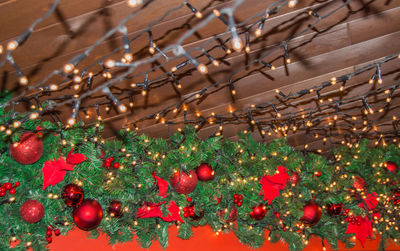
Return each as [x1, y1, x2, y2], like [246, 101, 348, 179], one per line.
[1, 98, 400, 250]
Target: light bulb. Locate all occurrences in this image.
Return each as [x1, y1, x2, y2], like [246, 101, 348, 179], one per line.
[232, 37, 243, 51]
[197, 64, 208, 74]
[127, 0, 143, 7]
[67, 118, 76, 125]
[18, 76, 28, 85]
[118, 104, 127, 113]
[64, 63, 74, 73]
[105, 59, 115, 68]
[7, 40, 18, 51]
[255, 28, 262, 37]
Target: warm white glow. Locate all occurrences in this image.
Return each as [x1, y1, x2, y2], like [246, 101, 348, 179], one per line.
[245, 46, 251, 53]
[213, 9, 220, 17]
[232, 37, 243, 51]
[73, 75, 82, 83]
[124, 53, 133, 62]
[288, 0, 297, 8]
[118, 104, 127, 113]
[212, 60, 220, 67]
[67, 118, 76, 125]
[127, 0, 143, 7]
[64, 64, 74, 73]
[255, 28, 262, 37]
[30, 112, 39, 120]
[7, 40, 18, 51]
[0, 45, 3, 54]
[105, 59, 115, 68]
[195, 11, 202, 18]
[18, 76, 28, 85]
[49, 84, 58, 91]
[197, 64, 208, 74]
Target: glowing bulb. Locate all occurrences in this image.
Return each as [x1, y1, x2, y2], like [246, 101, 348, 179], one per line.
[232, 37, 243, 51]
[30, 112, 39, 120]
[5, 129, 12, 135]
[67, 118, 76, 125]
[124, 53, 133, 62]
[141, 90, 147, 96]
[18, 76, 28, 85]
[0, 45, 3, 54]
[7, 40, 18, 51]
[105, 59, 115, 68]
[118, 104, 127, 113]
[255, 28, 262, 37]
[127, 0, 143, 7]
[245, 46, 251, 53]
[149, 44, 156, 54]
[13, 121, 21, 128]
[212, 60, 220, 67]
[213, 9, 220, 17]
[64, 63, 74, 73]
[195, 11, 202, 18]
[171, 66, 177, 72]
[197, 64, 208, 74]
[49, 84, 58, 91]
[288, 0, 297, 8]
[226, 49, 232, 54]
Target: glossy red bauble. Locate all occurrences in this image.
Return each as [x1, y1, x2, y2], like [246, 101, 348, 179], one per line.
[301, 201, 322, 226]
[385, 161, 398, 173]
[290, 172, 300, 186]
[10, 132, 43, 165]
[326, 203, 343, 216]
[108, 200, 123, 218]
[20, 199, 45, 223]
[250, 204, 267, 220]
[352, 176, 365, 190]
[62, 184, 84, 207]
[170, 170, 198, 194]
[196, 163, 215, 181]
[73, 199, 103, 231]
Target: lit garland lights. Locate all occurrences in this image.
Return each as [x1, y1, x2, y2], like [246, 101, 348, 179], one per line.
[0, 0, 400, 250]
[0, 113, 400, 250]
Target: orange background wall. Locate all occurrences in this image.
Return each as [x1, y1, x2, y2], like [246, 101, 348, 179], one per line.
[48, 226, 399, 251]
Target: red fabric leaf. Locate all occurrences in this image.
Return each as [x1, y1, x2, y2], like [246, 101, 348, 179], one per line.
[155, 176, 169, 198]
[161, 201, 184, 223]
[345, 216, 373, 247]
[258, 166, 290, 204]
[66, 149, 88, 165]
[42, 157, 74, 190]
[358, 192, 378, 211]
[136, 202, 164, 219]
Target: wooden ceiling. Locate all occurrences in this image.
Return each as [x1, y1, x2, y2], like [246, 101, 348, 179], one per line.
[1, 0, 400, 151]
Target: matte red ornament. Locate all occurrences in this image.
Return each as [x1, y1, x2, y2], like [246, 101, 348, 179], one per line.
[326, 203, 343, 216]
[62, 184, 84, 207]
[250, 204, 267, 220]
[385, 161, 398, 173]
[352, 176, 365, 190]
[73, 199, 103, 231]
[108, 200, 122, 218]
[196, 163, 215, 181]
[219, 205, 238, 222]
[170, 170, 198, 194]
[301, 201, 321, 226]
[290, 172, 300, 186]
[20, 199, 45, 223]
[10, 132, 43, 165]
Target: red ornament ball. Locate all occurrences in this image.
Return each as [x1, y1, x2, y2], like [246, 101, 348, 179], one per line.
[250, 204, 267, 220]
[219, 205, 238, 222]
[326, 203, 343, 216]
[20, 199, 45, 223]
[196, 163, 215, 181]
[73, 199, 103, 231]
[108, 200, 123, 218]
[385, 161, 398, 173]
[290, 172, 300, 186]
[170, 170, 198, 194]
[62, 184, 84, 207]
[301, 201, 322, 226]
[10, 132, 43, 165]
[352, 176, 365, 190]
[46, 236, 52, 243]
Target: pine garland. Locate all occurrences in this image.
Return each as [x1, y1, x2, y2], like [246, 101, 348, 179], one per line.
[1, 94, 400, 250]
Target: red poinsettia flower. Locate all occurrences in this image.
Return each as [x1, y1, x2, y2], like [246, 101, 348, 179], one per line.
[259, 166, 290, 205]
[345, 216, 373, 247]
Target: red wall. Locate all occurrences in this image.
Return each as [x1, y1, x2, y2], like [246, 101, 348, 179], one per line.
[48, 226, 398, 251]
